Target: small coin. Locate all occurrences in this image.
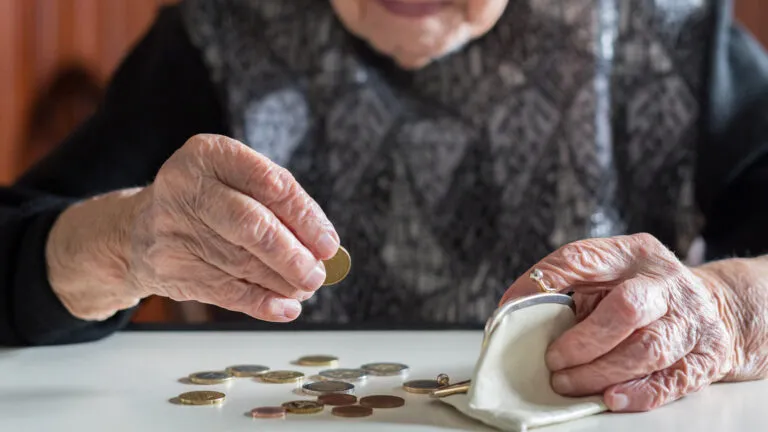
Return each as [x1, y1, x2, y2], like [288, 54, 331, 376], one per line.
[319, 368, 368, 382]
[403, 379, 442, 394]
[332, 405, 373, 418]
[297, 355, 339, 367]
[318, 394, 358, 406]
[302, 380, 355, 396]
[250, 406, 286, 419]
[282, 400, 324, 414]
[226, 365, 270, 377]
[322, 246, 351, 286]
[261, 370, 305, 384]
[178, 391, 226, 405]
[360, 362, 410, 376]
[436, 373, 450, 387]
[188, 371, 233, 385]
[359, 395, 405, 409]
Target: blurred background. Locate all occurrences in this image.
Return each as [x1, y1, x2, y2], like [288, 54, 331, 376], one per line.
[0, 0, 765, 324]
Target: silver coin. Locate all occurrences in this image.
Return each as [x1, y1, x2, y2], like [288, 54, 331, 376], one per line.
[188, 371, 233, 384]
[302, 380, 355, 396]
[360, 362, 410, 376]
[225, 364, 270, 377]
[319, 368, 368, 382]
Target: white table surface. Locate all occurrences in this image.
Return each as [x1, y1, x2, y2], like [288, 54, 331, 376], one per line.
[0, 330, 764, 432]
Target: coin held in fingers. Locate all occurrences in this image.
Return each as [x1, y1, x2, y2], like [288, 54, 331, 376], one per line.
[322, 246, 351, 286]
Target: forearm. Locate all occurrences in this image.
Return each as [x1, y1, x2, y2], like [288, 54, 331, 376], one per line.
[693, 255, 768, 381]
[46, 187, 149, 321]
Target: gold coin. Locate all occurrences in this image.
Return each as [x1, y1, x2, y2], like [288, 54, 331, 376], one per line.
[261, 370, 305, 383]
[178, 391, 226, 405]
[225, 364, 270, 377]
[403, 379, 442, 394]
[322, 246, 351, 286]
[188, 371, 233, 385]
[282, 400, 324, 414]
[297, 355, 339, 367]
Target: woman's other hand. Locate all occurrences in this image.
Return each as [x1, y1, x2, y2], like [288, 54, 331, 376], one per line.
[499, 233, 754, 412]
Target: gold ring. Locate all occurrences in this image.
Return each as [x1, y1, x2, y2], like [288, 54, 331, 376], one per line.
[529, 268, 557, 293]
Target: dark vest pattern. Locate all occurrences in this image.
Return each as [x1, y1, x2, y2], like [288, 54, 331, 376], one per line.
[181, 0, 713, 325]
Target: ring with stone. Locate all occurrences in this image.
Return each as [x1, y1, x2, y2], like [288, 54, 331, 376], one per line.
[529, 268, 557, 293]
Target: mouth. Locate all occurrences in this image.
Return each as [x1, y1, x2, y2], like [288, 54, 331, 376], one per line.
[373, 0, 452, 18]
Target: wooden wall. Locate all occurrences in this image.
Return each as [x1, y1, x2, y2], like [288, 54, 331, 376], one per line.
[735, 1, 767, 47]
[0, 0, 177, 185]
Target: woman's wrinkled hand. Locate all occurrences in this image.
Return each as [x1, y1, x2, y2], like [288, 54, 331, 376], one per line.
[48, 134, 339, 322]
[499, 233, 738, 412]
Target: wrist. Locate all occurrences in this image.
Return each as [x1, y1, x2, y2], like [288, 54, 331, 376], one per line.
[46, 187, 149, 321]
[691, 257, 768, 381]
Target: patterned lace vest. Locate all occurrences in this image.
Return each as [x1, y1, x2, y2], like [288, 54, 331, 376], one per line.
[181, 0, 712, 325]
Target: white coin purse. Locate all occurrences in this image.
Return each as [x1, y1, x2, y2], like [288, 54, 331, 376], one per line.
[437, 293, 607, 432]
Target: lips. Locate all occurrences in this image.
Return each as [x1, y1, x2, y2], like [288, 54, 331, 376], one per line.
[373, 0, 450, 18]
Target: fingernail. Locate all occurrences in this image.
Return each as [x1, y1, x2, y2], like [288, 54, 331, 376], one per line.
[608, 392, 629, 411]
[551, 373, 572, 393]
[278, 299, 301, 320]
[546, 349, 565, 370]
[316, 232, 339, 258]
[298, 290, 315, 302]
[303, 263, 326, 290]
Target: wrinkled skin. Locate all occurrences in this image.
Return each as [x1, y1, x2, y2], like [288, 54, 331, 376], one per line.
[48, 134, 340, 321]
[500, 233, 768, 412]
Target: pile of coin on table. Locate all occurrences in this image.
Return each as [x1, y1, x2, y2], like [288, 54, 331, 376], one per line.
[174, 354, 458, 420]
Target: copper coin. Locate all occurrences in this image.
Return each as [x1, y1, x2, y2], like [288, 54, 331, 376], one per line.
[250, 406, 286, 419]
[359, 395, 405, 409]
[318, 394, 358, 406]
[331, 405, 373, 418]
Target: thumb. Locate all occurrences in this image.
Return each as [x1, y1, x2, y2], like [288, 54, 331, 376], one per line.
[498, 233, 658, 306]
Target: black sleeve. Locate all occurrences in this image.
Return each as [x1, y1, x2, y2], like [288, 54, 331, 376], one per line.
[698, 5, 768, 261]
[0, 5, 227, 346]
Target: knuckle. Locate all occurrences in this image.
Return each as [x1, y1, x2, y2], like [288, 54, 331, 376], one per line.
[144, 244, 176, 273]
[258, 164, 301, 207]
[214, 280, 249, 307]
[285, 249, 311, 279]
[249, 214, 281, 253]
[633, 232, 675, 261]
[613, 286, 644, 324]
[644, 380, 672, 411]
[636, 329, 671, 368]
[557, 239, 616, 276]
[238, 252, 266, 279]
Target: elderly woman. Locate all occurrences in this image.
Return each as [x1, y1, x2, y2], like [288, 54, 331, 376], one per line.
[1, 0, 767, 413]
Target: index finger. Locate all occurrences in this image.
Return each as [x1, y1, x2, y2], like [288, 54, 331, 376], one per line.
[199, 134, 340, 260]
[498, 233, 662, 305]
